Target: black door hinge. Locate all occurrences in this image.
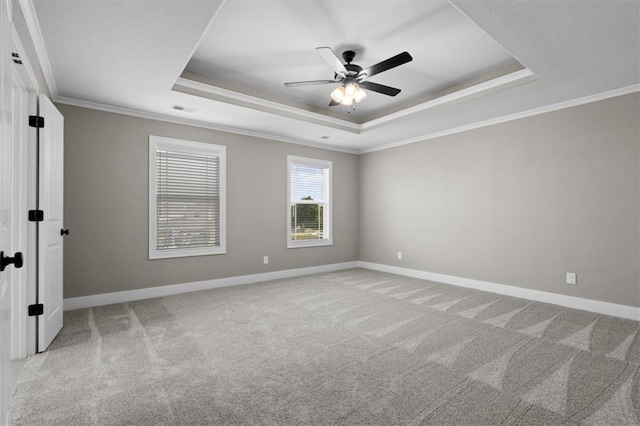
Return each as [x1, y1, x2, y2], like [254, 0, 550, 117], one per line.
[28, 304, 44, 316]
[29, 115, 44, 128]
[0, 251, 23, 272]
[28, 210, 44, 222]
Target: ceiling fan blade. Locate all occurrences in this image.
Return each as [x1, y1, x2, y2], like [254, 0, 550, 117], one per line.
[329, 99, 340, 106]
[284, 80, 338, 87]
[359, 52, 413, 79]
[316, 47, 348, 74]
[359, 81, 401, 96]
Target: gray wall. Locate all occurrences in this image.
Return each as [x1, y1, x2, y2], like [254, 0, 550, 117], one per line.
[59, 104, 359, 298]
[359, 93, 640, 308]
[60, 93, 640, 308]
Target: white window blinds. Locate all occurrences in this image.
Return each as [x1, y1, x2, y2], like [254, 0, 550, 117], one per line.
[290, 163, 327, 204]
[149, 136, 226, 259]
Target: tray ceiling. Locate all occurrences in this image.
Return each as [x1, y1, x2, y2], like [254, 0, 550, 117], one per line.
[185, 0, 522, 122]
[26, 0, 639, 152]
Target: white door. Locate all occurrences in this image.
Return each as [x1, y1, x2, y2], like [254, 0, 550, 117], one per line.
[37, 95, 64, 352]
[1, 0, 14, 422]
[10, 54, 34, 360]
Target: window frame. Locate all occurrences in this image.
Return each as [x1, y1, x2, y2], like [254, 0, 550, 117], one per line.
[287, 155, 333, 249]
[149, 135, 227, 260]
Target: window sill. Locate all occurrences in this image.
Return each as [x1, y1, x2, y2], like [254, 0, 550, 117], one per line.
[287, 239, 333, 249]
[149, 247, 226, 260]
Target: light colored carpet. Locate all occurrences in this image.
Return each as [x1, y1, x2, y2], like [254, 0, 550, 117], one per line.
[10, 268, 640, 425]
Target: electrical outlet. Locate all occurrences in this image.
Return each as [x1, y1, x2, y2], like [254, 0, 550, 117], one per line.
[263, 256, 269, 265]
[397, 251, 402, 260]
[566, 272, 577, 285]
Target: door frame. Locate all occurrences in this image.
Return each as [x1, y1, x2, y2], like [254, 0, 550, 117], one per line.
[10, 23, 39, 359]
[2, 0, 14, 422]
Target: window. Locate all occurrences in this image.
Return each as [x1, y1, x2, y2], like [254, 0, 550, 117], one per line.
[149, 136, 226, 259]
[287, 155, 332, 248]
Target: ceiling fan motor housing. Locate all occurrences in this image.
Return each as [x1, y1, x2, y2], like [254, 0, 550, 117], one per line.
[345, 63, 363, 75]
[342, 51, 363, 77]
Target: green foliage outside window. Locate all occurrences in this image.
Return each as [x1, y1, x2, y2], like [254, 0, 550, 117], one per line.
[291, 196, 324, 240]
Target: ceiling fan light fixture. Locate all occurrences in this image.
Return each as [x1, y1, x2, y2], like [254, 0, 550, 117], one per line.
[330, 85, 346, 103]
[331, 82, 366, 106]
[353, 87, 367, 103]
[285, 47, 412, 112]
[344, 82, 357, 97]
[341, 97, 354, 106]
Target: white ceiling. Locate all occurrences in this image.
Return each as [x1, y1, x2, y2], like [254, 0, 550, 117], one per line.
[27, 0, 640, 153]
[186, 0, 519, 121]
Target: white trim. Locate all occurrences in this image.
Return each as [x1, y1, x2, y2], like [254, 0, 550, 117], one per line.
[53, 95, 359, 154]
[148, 136, 227, 259]
[9, 48, 38, 360]
[176, 67, 535, 134]
[358, 261, 640, 321]
[176, 77, 361, 133]
[63, 261, 359, 310]
[54, 84, 639, 156]
[287, 155, 333, 249]
[10, 24, 39, 94]
[173, 0, 227, 89]
[16, 0, 56, 96]
[361, 84, 640, 154]
[63, 260, 640, 319]
[13, 0, 638, 157]
[360, 68, 536, 130]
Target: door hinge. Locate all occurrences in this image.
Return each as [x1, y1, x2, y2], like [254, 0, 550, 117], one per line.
[28, 210, 44, 222]
[28, 304, 44, 316]
[29, 115, 44, 128]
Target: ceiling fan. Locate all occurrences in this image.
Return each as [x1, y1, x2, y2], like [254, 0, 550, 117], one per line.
[284, 47, 413, 109]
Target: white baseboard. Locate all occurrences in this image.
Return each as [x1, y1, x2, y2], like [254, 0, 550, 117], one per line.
[63, 261, 359, 311]
[358, 261, 640, 321]
[64, 260, 640, 321]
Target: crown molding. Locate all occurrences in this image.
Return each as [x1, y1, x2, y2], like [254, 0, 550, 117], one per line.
[174, 76, 362, 134]
[360, 84, 640, 154]
[54, 82, 639, 157]
[177, 66, 536, 135]
[360, 68, 536, 130]
[53, 95, 360, 154]
[14, 0, 639, 157]
[17, 0, 57, 96]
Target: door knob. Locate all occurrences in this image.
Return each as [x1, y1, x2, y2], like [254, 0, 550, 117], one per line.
[60, 229, 69, 236]
[1, 251, 23, 272]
